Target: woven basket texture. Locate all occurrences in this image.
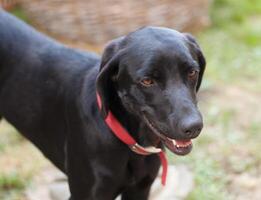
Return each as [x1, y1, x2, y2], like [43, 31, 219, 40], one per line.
[21, 0, 210, 44]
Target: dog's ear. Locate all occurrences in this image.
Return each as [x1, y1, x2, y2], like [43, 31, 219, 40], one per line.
[96, 37, 125, 118]
[183, 33, 206, 91]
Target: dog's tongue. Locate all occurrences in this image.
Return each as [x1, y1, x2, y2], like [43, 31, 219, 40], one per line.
[164, 139, 193, 156]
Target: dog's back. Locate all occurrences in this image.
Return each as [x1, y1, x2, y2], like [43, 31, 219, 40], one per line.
[0, 9, 100, 171]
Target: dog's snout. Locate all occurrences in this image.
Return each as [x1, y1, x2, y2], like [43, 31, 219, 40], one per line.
[181, 115, 203, 138]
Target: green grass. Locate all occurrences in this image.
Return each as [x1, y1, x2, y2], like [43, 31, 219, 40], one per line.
[199, 0, 261, 90]
[211, 0, 261, 27]
[11, 6, 30, 23]
[0, 121, 47, 200]
[0, 123, 28, 200]
[168, 150, 231, 200]
[199, 28, 261, 90]
[0, 173, 26, 190]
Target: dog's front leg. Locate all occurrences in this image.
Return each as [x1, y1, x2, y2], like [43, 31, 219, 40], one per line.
[121, 177, 154, 200]
[66, 139, 128, 200]
[66, 139, 94, 200]
[121, 154, 160, 200]
[67, 155, 125, 200]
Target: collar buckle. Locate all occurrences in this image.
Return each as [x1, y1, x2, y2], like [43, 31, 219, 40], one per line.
[129, 143, 162, 155]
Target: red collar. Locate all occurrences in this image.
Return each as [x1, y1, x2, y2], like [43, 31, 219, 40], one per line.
[96, 93, 168, 185]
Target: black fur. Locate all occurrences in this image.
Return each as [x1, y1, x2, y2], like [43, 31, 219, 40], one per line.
[0, 10, 205, 200]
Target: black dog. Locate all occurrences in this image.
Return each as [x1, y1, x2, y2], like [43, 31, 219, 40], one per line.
[0, 10, 205, 200]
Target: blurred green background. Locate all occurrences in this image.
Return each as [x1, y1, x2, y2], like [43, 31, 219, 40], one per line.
[0, 0, 260, 199]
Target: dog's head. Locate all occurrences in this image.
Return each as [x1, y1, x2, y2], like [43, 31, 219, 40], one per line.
[96, 27, 206, 155]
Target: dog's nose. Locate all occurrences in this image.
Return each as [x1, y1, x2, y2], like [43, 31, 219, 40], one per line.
[181, 116, 203, 138]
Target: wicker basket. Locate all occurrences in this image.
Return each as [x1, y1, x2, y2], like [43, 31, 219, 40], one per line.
[0, 0, 18, 10]
[20, 0, 210, 45]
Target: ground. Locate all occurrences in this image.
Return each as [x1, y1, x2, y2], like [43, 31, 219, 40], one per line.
[0, 0, 261, 199]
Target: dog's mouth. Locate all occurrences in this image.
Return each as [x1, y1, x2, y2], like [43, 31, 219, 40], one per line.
[143, 115, 192, 156]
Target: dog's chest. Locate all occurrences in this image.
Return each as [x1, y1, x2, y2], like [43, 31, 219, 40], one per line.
[127, 155, 158, 185]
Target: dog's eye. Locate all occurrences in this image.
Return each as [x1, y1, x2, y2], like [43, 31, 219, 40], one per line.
[140, 77, 155, 87]
[188, 69, 198, 79]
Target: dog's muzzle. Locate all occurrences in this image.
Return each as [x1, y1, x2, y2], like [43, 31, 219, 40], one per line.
[143, 114, 193, 156]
